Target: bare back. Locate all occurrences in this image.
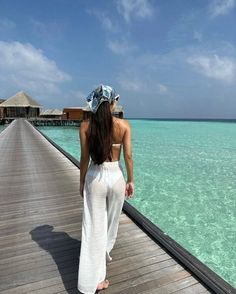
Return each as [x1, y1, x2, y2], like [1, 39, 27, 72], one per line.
[83, 117, 129, 162]
[80, 114, 133, 192]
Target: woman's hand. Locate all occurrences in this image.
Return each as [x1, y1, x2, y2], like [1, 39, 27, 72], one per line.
[125, 182, 134, 199]
[80, 182, 84, 198]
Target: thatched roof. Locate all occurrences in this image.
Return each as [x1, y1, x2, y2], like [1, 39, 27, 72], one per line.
[0, 91, 41, 108]
[40, 109, 63, 116]
[63, 107, 84, 110]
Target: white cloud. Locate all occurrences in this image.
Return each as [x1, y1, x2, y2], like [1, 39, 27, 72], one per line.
[70, 90, 86, 104]
[102, 16, 115, 31]
[115, 43, 236, 101]
[116, 0, 153, 22]
[157, 84, 168, 94]
[107, 39, 137, 54]
[29, 18, 66, 41]
[87, 9, 117, 32]
[118, 76, 142, 92]
[117, 71, 169, 95]
[0, 18, 16, 30]
[193, 31, 202, 42]
[187, 54, 236, 83]
[209, 0, 235, 17]
[0, 41, 70, 96]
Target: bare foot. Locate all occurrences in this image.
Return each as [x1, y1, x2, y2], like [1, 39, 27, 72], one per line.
[96, 279, 109, 291]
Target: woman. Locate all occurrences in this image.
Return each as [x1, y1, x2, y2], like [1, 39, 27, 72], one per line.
[77, 85, 134, 293]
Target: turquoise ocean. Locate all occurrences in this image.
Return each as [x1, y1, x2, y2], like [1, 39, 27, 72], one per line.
[1, 120, 235, 287]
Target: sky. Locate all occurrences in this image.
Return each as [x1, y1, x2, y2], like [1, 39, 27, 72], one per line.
[0, 0, 235, 118]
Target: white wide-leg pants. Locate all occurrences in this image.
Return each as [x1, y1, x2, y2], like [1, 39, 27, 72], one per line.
[77, 160, 126, 294]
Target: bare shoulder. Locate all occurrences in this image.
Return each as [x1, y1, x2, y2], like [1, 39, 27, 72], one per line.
[122, 119, 131, 128]
[113, 117, 130, 131]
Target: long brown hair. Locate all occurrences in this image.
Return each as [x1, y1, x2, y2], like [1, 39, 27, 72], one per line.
[88, 101, 113, 164]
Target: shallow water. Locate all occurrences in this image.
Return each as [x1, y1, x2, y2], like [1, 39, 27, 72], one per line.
[0, 124, 7, 134]
[35, 121, 235, 287]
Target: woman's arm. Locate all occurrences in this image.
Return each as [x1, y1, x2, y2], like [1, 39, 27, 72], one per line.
[79, 121, 90, 197]
[123, 120, 134, 198]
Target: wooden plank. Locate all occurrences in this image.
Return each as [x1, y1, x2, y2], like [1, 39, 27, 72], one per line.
[134, 276, 199, 294]
[102, 268, 190, 293]
[172, 282, 213, 293]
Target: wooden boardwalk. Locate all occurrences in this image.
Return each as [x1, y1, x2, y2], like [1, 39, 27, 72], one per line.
[0, 118, 212, 294]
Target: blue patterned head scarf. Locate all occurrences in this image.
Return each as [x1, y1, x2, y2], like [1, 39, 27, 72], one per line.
[86, 84, 120, 113]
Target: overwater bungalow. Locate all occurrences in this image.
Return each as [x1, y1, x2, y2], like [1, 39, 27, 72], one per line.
[62, 104, 123, 121]
[40, 109, 63, 119]
[0, 92, 124, 126]
[62, 107, 84, 120]
[0, 91, 42, 120]
[0, 99, 6, 120]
